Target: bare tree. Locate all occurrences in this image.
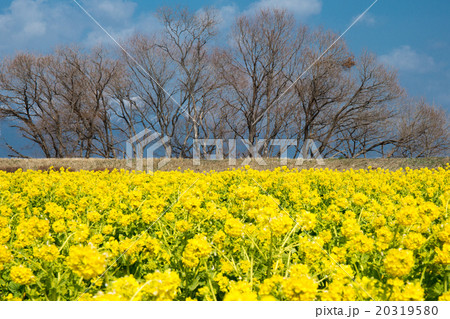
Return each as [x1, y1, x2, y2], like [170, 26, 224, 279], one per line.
[391, 99, 450, 157]
[0, 53, 74, 157]
[117, 8, 220, 158]
[53, 47, 122, 158]
[286, 28, 354, 157]
[117, 34, 179, 156]
[0, 47, 122, 158]
[289, 47, 403, 158]
[214, 9, 303, 156]
[157, 7, 219, 157]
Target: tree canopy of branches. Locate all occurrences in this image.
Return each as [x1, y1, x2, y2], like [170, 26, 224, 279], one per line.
[0, 7, 448, 158]
[0, 47, 123, 158]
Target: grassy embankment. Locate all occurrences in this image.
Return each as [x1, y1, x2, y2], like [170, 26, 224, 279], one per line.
[0, 157, 448, 172]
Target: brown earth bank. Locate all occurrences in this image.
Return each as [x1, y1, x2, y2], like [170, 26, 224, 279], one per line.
[0, 157, 448, 173]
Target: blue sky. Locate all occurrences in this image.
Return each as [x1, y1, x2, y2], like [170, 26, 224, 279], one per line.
[0, 0, 449, 107]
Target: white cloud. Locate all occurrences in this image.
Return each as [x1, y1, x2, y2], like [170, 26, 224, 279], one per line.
[75, 0, 142, 47]
[0, 0, 46, 39]
[23, 20, 47, 36]
[352, 12, 376, 26]
[83, 8, 162, 48]
[0, 0, 322, 57]
[247, 0, 322, 18]
[0, 0, 151, 56]
[194, 4, 239, 33]
[216, 4, 239, 30]
[209, 0, 321, 34]
[86, 0, 137, 22]
[379, 45, 435, 73]
[0, 0, 87, 55]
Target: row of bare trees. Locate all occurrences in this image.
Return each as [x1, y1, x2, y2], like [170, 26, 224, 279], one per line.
[0, 47, 122, 158]
[0, 8, 448, 158]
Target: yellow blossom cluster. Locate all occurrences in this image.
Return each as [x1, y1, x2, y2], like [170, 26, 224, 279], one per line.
[66, 245, 107, 280]
[0, 164, 448, 300]
[383, 249, 415, 277]
[9, 265, 35, 285]
[182, 234, 212, 267]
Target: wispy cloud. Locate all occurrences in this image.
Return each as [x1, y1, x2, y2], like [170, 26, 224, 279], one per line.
[209, 0, 321, 33]
[0, 0, 324, 56]
[352, 12, 376, 26]
[87, 0, 137, 21]
[215, 4, 239, 30]
[0, 0, 154, 55]
[379, 45, 435, 73]
[247, 0, 322, 18]
[0, 0, 84, 54]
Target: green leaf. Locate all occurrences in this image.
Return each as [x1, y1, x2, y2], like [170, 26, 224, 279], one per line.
[187, 277, 205, 291]
[432, 282, 444, 296]
[8, 282, 21, 294]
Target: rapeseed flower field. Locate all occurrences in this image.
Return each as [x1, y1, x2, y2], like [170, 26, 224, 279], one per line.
[0, 165, 449, 301]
